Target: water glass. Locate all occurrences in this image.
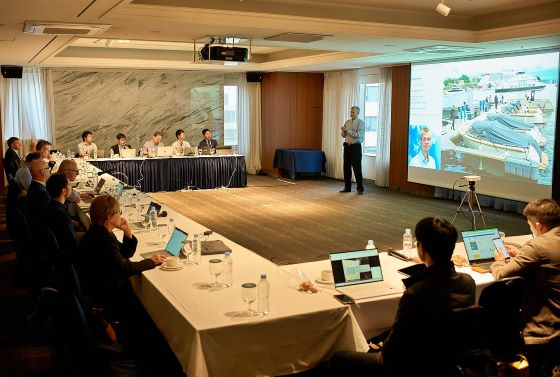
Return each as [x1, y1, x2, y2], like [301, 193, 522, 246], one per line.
[159, 224, 169, 246]
[209, 259, 224, 287]
[241, 283, 258, 316]
[135, 198, 142, 221]
[141, 215, 150, 232]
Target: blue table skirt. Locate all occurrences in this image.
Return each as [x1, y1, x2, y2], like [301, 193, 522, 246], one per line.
[88, 156, 247, 192]
[273, 149, 326, 180]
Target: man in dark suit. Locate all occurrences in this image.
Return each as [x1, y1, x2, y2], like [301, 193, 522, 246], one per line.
[4, 136, 21, 181]
[25, 159, 52, 227]
[330, 217, 476, 377]
[110, 133, 132, 156]
[197, 128, 218, 149]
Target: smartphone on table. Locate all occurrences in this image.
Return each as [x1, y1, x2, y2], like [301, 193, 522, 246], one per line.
[334, 293, 355, 305]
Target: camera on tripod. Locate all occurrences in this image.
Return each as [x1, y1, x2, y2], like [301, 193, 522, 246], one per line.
[463, 175, 481, 191]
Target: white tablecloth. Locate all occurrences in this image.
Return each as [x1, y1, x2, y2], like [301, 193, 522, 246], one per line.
[127, 197, 368, 377]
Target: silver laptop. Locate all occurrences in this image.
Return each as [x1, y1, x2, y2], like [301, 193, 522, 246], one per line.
[330, 248, 403, 300]
[462, 228, 507, 270]
[141, 227, 189, 259]
[120, 148, 137, 158]
[157, 146, 173, 157]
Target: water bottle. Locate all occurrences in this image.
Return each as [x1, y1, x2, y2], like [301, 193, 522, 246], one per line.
[191, 234, 201, 265]
[110, 148, 114, 158]
[135, 198, 142, 220]
[149, 207, 158, 231]
[365, 240, 376, 249]
[222, 252, 233, 287]
[258, 274, 270, 315]
[93, 149, 97, 159]
[403, 229, 413, 258]
[168, 218, 175, 232]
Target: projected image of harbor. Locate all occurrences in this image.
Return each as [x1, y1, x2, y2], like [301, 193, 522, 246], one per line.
[409, 51, 558, 186]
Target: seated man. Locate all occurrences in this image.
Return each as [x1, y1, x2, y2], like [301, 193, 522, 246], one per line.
[143, 131, 164, 152]
[57, 159, 91, 230]
[171, 129, 190, 155]
[331, 217, 476, 377]
[78, 131, 97, 158]
[36, 139, 52, 162]
[4, 136, 22, 181]
[197, 128, 218, 149]
[14, 152, 42, 191]
[44, 173, 78, 264]
[25, 159, 52, 226]
[110, 133, 132, 156]
[492, 198, 560, 376]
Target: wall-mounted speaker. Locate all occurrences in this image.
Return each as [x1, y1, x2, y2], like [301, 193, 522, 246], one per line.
[246, 72, 264, 83]
[1, 65, 23, 79]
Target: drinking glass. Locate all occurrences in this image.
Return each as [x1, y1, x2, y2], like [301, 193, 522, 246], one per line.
[241, 283, 257, 316]
[182, 240, 193, 264]
[159, 224, 169, 246]
[135, 198, 142, 221]
[208, 259, 224, 287]
[141, 216, 150, 232]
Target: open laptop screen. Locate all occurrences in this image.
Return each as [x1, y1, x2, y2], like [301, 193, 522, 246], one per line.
[330, 249, 383, 288]
[165, 227, 188, 256]
[461, 228, 500, 262]
[93, 178, 105, 194]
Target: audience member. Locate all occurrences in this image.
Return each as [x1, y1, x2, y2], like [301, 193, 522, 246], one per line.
[330, 217, 476, 377]
[14, 152, 42, 191]
[24, 159, 52, 231]
[171, 129, 190, 155]
[29, 139, 38, 152]
[44, 173, 78, 263]
[77, 131, 97, 158]
[492, 198, 560, 376]
[143, 131, 164, 151]
[36, 139, 52, 161]
[4, 136, 22, 181]
[197, 128, 217, 149]
[110, 133, 131, 156]
[57, 159, 90, 230]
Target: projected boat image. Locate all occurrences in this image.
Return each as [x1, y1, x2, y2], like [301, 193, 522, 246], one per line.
[443, 112, 549, 181]
[494, 72, 546, 93]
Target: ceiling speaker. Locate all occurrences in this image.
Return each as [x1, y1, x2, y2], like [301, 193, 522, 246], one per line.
[246, 72, 264, 82]
[1, 65, 23, 79]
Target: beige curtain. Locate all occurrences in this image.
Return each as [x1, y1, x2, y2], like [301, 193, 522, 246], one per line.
[238, 77, 262, 174]
[321, 70, 358, 180]
[375, 67, 392, 187]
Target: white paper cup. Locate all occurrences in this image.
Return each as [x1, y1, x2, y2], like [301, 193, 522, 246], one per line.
[321, 270, 334, 282]
[165, 256, 181, 268]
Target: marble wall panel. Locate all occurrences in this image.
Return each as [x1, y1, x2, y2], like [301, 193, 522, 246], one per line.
[51, 70, 224, 153]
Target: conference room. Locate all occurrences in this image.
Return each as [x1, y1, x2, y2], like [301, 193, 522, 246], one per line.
[1, 0, 559, 376]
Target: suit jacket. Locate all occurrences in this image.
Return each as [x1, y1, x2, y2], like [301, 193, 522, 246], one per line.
[491, 226, 560, 345]
[3, 147, 21, 180]
[198, 138, 218, 149]
[381, 262, 476, 376]
[25, 180, 51, 226]
[76, 224, 155, 319]
[110, 144, 132, 155]
[44, 200, 78, 262]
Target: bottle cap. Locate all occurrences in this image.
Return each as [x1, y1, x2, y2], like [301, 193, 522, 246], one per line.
[405, 228, 411, 232]
[367, 240, 374, 244]
[224, 251, 230, 257]
[260, 274, 267, 279]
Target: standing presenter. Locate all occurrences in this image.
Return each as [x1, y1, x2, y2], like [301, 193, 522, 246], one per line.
[340, 106, 365, 195]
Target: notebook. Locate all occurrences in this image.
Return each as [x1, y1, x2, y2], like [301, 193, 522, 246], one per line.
[462, 228, 508, 270]
[157, 146, 173, 157]
[141, 227, 189, 259]
[330, 249, 403, 300]
[120, 148, 136, 158]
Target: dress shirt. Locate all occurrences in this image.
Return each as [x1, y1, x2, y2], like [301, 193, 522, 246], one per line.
[78, 142, 97, 156]
[409, 151, 436, 169]
[14, 165, 32, 190]
[342, 118, 365, 144]
[143, 140, 164, 150]
[171, 140, 191, 149]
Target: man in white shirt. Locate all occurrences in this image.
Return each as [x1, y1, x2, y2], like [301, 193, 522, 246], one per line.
[409, 127, 436, 169]
[143, 131, 164, 152]
[36, 139, 52, 162]
[171, 129, 191, 155]
[340, 106, 365, 194]
[78, 131, 98, 158]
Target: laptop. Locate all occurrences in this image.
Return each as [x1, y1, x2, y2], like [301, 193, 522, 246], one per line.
[141, 227, 189, 259]
[330, 249, 403, 300]
[81, 178, 106, 203]
[157, 146, 174, 157]
[462, 228, 508, 271]
[200, 145, 212, 155]
[215, 146, 232, 155]
[120, 148, 137, 158]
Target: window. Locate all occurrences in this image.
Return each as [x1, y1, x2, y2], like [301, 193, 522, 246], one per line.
[358, 83, 380, 155]
[223, 85, 238, 146]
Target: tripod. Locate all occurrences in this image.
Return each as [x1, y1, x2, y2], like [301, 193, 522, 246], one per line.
[452, 180, 487, 230]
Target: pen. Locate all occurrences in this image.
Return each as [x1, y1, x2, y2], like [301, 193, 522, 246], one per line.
[388, 249, 410, 262]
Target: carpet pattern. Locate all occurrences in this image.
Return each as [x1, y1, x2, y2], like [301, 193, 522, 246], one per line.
[151, 176, 528, 264]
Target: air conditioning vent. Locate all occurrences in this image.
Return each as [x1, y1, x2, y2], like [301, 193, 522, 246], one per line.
[24, 21, 111, 36]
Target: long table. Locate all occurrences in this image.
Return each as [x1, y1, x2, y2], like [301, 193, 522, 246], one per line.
[273, 149, 326, 180]
[88, 155, 247, 192]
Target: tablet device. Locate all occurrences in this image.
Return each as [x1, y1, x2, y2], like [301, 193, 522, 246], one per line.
[397, 263, 426, 277]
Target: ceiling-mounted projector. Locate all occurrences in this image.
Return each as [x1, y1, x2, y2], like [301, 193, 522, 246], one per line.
[197, 37, 249, 63]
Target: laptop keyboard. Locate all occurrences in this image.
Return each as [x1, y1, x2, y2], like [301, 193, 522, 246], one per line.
[338, 282, 402, 300]
[473, 261, 493, 270]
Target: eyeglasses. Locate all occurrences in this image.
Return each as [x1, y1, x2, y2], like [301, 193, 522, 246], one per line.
[65, 169, 80, 174]
[111, 209, 123, 216]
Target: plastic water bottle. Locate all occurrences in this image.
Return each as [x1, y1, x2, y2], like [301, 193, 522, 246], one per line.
[403, 229, 413, 258]
[149, 207, 158, 231]
[93, 149, 97, 159]
[222, 252, 233, 287]
[365, 240, 376, 249]
[258, 274, 270, 315]
[191, 234, 201, 265]
[110, 148, 114, 158]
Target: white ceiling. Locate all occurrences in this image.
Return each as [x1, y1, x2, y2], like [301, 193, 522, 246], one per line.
[1, 0, 559, 72]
